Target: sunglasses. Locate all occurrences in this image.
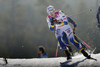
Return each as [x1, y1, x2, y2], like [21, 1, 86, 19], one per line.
[48, 10, 54, 14]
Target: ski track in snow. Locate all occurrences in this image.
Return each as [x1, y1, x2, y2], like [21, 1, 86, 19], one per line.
[0, 53, 100, 67]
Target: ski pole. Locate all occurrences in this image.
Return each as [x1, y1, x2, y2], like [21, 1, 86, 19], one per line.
[55, 42, 59, 57]
[90, 47, 96, 54]
[73, 29, 91, 48]
[75, 35, 90, 48]
[74, 33, 96, 54]
[69, 8, 92, 17]
[82, 41, 90, 48]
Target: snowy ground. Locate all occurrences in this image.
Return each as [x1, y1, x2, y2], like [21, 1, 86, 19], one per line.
[0, 53, 100, 67]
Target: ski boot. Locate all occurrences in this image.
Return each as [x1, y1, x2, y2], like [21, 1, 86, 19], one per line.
[81, 49, 91, 59]
[81, 49, 97, 61]
[81, 43, 87, 50]
[67, 46, 74, 56]
[64, 49, 72, 60]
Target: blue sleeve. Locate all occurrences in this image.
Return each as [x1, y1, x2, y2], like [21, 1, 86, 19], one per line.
[67, 17, 77, 27]
[96, 11, 100, 24]
[50, 26, 55, 32]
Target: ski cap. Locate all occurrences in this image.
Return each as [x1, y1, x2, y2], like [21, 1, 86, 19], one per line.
[47, 5, 55, 14]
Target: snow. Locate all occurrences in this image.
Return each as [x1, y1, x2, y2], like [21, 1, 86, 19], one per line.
[0, 53, 100, 67]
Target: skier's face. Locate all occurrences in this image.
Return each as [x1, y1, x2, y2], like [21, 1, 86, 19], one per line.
[49, 10, 55, 18]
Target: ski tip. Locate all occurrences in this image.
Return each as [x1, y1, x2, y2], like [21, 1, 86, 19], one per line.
[94, 59, 97, 61]
[91, 58, 97, 61]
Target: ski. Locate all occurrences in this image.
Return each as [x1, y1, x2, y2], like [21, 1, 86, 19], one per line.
[60, 59, 72, 64]
[89, 57, 97, 61]
[55, 42, 59, 57]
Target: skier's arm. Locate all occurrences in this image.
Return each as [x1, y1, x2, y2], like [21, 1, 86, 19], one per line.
[46, 17, 55, 32]
[96, 6, 100, 24]
[96, 11, 100, 24]
[67, 17, 77, 29]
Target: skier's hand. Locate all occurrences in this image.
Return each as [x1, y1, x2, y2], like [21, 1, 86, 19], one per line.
[50, 18, 55, 25]
[73, 28, 75, 34]
[74, 24, 77, 28]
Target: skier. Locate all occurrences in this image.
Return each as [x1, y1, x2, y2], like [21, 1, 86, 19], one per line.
[96, 6, 100, 28]
[46, 5, 92, 60]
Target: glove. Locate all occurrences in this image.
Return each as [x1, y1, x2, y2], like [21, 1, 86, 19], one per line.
[74, 24, 77, 28]
[50, 18, 54, 25]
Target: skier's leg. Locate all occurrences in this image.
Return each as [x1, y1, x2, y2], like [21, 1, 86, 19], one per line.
[69, 34, 82, 50]
[73, 35, 80, 43]
[69, 34, 91, 58]
[64, 49, 72, 60]
[62, 32, 73, 53]
[55, 27, 71, 60]
[74, 35, 87, 49]
[57, 36, 67, 50]
[81, 49, 91, 59]
[57, 36, 72, 60]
